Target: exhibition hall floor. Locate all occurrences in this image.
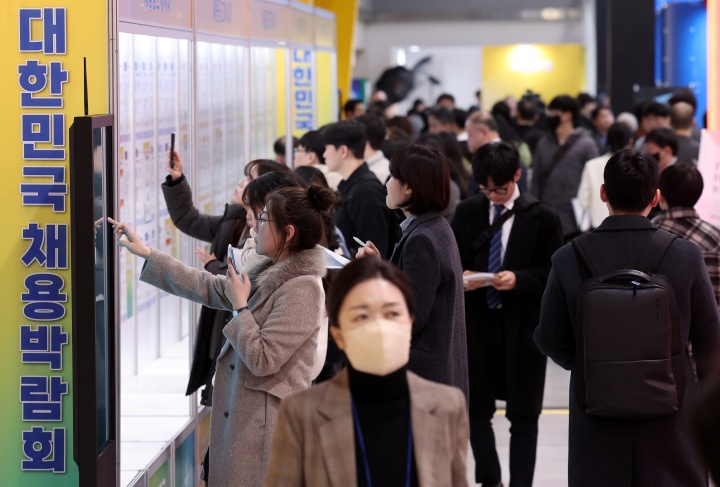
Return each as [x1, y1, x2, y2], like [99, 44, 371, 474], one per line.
[465, 363, 571, 486]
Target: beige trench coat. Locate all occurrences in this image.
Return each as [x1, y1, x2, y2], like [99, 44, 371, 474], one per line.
[141, 247, 327, 486]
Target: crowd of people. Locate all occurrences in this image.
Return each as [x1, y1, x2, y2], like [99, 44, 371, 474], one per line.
[109, 87, 720, 486]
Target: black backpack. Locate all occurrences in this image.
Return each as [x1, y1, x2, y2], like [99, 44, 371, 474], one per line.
[572, 230, 686, 420]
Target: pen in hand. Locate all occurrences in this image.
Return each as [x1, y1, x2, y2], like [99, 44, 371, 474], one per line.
[353, 236, 367, 248]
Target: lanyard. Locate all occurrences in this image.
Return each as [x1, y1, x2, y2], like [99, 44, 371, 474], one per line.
[351, 397, 413, 487]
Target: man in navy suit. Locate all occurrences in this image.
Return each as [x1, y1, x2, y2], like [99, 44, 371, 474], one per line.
[451, 142, 563, 487]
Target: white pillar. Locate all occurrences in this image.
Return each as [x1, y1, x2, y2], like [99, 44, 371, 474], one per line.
[582, 0, 598, 96]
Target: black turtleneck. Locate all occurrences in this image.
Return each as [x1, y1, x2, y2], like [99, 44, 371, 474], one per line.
[348, 365, 419, 487]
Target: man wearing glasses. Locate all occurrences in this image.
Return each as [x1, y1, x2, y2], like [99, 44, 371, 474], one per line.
[451, 142, 563, 487]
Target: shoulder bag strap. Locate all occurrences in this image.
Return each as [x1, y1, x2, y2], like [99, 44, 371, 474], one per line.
[536, 133, 582, 199]
[637, 230, 677, 274]
[571, 233, 612, 277]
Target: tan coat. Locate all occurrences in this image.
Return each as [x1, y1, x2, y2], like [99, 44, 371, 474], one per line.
[265, 369, 469, 487]
[140, 247, 327, 486]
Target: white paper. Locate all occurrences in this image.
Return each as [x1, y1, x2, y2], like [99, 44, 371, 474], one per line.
[571, 197, 591, 232]
[463, 272, 495, 285]
[320, 246, 351, 269]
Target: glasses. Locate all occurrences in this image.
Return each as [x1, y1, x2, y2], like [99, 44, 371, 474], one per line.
[479, 185, 510, 196]
[255, 212, 274, 229]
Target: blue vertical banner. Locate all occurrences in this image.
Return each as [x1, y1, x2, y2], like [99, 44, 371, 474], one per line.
[657, 1, 707, 126]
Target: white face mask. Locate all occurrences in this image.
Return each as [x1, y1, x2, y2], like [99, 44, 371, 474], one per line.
[341, 319, 411, 376]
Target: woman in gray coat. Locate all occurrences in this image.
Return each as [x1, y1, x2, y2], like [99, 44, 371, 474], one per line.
[358, 145, 469, 402]
[110, 184, 336, 486]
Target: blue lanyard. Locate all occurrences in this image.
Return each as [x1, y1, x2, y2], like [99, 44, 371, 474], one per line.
[351, 397, 413, 487]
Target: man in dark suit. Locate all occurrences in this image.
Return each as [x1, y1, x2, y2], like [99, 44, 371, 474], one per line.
[323, 121, 391, 258]
[534, 149, 720, 486]
[451, 142, 563, 487]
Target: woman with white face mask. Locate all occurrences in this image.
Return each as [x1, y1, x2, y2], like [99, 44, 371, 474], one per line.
[265, 258, 469, 487]
[109, 184, 335, 486]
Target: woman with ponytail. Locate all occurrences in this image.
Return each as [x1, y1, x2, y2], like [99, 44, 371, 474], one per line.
[109, 184, 337, 486]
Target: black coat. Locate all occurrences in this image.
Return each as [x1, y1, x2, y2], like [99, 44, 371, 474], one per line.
[451, 193, 563, 416]
[390, 212, 469, 402]
[534, 215, 720, 486]
[335, 163, 392, 258]
[161, 175, 247, 396]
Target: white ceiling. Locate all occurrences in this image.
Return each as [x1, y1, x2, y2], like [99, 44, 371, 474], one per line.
[363, 0, 585, 22]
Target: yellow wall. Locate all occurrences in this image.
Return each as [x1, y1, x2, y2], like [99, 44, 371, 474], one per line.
[275, 48, 288, 139]
[482, 44, 586, 106]
[315, 0, 358, 105]
[316, 51, 335, 127]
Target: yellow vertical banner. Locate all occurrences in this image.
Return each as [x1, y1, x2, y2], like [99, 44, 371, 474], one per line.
[316, 51, 335, 126]
[274, 47, 288, 141]
[315, 0, 357, 105]
[0, 1, 108, 485]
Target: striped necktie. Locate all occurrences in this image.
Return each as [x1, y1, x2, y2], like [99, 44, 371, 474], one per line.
[486, 204, 504, 309]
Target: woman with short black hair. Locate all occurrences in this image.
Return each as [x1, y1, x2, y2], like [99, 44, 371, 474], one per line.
[358, 144, 469, 401]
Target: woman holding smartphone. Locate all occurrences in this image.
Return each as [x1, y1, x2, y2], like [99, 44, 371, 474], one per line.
[110, 184, 335, 486]
[357, 145, 469, 401]
[163, 151, 294, 404]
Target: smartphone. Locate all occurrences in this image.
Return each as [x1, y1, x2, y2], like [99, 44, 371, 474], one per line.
[169, 132, 176, 169]
[228, 244, 238, 272]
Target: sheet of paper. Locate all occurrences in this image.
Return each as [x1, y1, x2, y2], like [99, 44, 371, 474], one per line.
[320, 246, 351, 269]
[463, 272, 496, 284]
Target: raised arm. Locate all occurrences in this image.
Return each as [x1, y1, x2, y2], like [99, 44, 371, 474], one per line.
[140, 250, 233, 310]
[111, 217, 235, 309]
[161, 151, 223, 242]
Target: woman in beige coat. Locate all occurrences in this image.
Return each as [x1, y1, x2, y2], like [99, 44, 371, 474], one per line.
[110, 185, 336, 486]
[265, 258, 469, 487]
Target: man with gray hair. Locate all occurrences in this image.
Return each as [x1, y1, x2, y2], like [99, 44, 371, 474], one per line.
[466, 111, 528, 192]
[670, 101, 700, 165]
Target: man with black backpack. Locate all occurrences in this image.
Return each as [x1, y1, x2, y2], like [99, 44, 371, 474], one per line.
[534, 149, 720, 486]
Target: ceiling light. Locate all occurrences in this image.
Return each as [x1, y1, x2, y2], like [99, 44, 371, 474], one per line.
[396, 48, 406, 66]
[541, 8, 562, 21]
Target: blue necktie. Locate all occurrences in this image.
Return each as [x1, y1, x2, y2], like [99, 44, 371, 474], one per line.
[486, 204, 504, 309]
